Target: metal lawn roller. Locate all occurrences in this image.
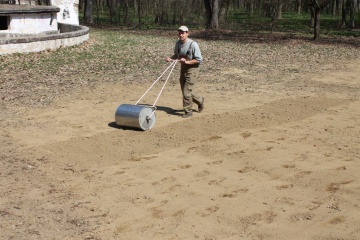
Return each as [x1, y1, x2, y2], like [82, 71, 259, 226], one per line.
[115, 60, 178, 130]
[115, 104, 156, 130]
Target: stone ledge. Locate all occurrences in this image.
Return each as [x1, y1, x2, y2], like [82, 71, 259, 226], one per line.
[0, 23, 89, 45]
[0, 23, 89, 55]
[0, 5, 60, 15]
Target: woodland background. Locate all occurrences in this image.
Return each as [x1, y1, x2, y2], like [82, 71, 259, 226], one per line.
[78, 0, 360, 40]
[2, 0, 360, 40]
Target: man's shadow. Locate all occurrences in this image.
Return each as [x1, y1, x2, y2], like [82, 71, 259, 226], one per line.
[156, 105, 183, 116]
[108, 105, 183, 130]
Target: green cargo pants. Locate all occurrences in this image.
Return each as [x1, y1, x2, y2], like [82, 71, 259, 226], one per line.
[180, 65, 203, 113]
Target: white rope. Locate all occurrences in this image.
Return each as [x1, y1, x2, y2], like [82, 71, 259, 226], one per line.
[147, 60, 178, 119]
[135, 60, 178, 105]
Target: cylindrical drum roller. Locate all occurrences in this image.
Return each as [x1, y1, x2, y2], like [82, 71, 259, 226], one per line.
[115, 104, 156, 130]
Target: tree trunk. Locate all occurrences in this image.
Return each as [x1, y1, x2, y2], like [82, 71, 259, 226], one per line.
[204, 0, 219, 29]
[107, 0, 117, 23]
[264, 2, 272, 17]
[340, 0, 346, 28]
[123, 0, 129, 25]
[210, 0, 219, 29]
[332, 0, 336, 15]
[95, 0, 99, 23]
[224, 0, 230, 21]
[248, 0, 254, 16]
[310, 8, 315, 27]
[349, 0, 355, 28]
[313, 6, 321, 40]
[172, 0, 177, 24]
[137, 0, 142, 29]
[276, 3, 283, 19]
[307, 0, 331, 40]
[204, 0, 212, 28]
[297, 0, 302, 14]
[84, 0, 93, 24]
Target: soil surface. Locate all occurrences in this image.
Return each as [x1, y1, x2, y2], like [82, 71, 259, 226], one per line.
[1, 29, 360, 240]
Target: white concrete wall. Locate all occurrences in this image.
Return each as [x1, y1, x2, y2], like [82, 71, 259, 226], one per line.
[7, 13, 58, 34]
[52, 0, 79, 25]
[15, 0, 80, 25]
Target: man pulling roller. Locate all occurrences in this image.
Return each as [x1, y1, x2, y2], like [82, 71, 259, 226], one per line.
[165, 26, 205, 118]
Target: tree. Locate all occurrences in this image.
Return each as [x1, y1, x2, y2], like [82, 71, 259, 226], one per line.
[84, 0, 93, 24]
[348, 0, 355, 28]
[297, 0, 302, 14]
[204, 0, 220, 29]
[107, 0, 117, 23]
[246, 0, 254, 16]
[121, 0, 130, 25]
[307, 0, 331, 40]
[340, 0, 356, 28]
[137, 0, 142, 29]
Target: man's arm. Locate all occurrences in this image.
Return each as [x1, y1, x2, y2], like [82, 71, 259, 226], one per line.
[165, 54, 177, 62]
[180, 58, 198, 65]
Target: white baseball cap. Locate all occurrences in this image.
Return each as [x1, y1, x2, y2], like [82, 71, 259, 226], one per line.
[178, 26, 189, 32]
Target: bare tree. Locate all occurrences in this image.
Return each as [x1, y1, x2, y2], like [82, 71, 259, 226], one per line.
[246, 0, 254, 16]
[348, 0, 355, 28]
[204, 0, 220, 29]
[137, 0, 142, 29]
[339, 0, 356, 28]
[84, 0, 93, 24]
[340, 0, 347, 27]
[121, 0, 130, 25]
[107, 0, 117, 23]
[154, 0, 169, 26]
[307, 0, 331, 40]
[297, 0, 302, 13]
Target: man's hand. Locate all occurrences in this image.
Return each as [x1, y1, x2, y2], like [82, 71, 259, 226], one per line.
[179, 58, 187, 64]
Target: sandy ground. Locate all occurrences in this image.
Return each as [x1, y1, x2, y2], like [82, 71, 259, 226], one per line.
[1, 38, 360, 239]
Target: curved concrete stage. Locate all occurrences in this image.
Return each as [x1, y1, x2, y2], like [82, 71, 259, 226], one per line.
[0, 23, 89, 55]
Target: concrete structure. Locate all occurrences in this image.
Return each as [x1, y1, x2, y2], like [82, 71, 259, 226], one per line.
[0, 5, 59, 34]
[0, 3, 88, 55]
[51, 0, 79, 25]
[0, 23, 89, 55]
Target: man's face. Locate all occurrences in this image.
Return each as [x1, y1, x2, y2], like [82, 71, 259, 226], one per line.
[178, 31, 189, 42]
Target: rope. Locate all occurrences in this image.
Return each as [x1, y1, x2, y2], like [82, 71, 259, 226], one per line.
[135, 60, 178, 105]
[147, 60, 178, 119]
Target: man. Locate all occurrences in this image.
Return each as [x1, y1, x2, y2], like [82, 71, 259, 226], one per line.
[165, 26, 204, 118]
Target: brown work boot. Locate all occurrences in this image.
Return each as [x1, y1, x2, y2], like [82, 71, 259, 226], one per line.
[182, 112, 193, 118]
[198, 98, 205, 113]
